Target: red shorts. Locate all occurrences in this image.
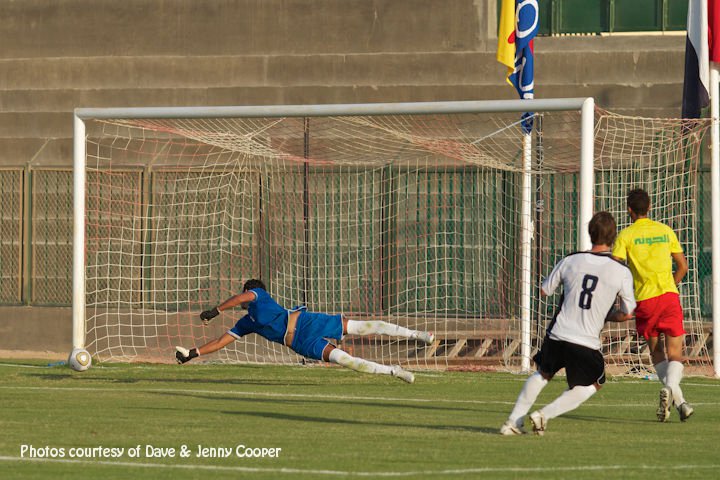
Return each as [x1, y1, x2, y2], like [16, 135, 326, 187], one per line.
[635, 292, 685, 339]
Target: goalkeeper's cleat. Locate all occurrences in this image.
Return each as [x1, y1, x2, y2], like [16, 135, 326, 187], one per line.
[657, 387, 672, 422]
[677, 402, 694, 422]
[499, 420, 526, 436]
[529, 411, 547, 436]
[413, 331, 435, 345]
[391, 366, 415, 384]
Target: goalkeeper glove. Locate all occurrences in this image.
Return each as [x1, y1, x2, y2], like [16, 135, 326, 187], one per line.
[175, 346, 199, 364]
[200, 307, 220, 325]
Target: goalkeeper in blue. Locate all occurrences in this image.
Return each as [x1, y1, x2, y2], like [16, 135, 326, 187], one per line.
[175, 279, 434, 383]
[500, 212, 637, 435]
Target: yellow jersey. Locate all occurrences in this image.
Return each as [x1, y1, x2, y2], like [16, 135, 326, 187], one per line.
[611, 218, 683, 301]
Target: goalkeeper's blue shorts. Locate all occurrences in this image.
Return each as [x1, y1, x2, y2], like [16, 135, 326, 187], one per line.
[290, 311, 343, 360]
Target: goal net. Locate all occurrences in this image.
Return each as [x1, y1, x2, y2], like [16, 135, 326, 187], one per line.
[593, 112, 710, 375]
[75, 101, 711, 374]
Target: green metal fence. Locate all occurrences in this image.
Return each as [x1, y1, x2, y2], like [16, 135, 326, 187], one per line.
[503, 0, 688, 35]
[0, 165, 715, 319]
[698, 166, 714, 317]
[0, 169, 23, 304]
[31, 170, 73, 305]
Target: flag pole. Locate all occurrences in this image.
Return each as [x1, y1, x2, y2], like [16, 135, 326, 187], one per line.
[497, 0, 539, 372]
[710, 63, 719, 378]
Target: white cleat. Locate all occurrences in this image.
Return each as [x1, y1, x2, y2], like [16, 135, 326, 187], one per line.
[529, 411, 547, 436]
[414, 331, 435, 345]
[657, 387, 672, 422]
[499, 420, 526, 436]
[391, 366, 415, 384]
[677, 402, 694, 422]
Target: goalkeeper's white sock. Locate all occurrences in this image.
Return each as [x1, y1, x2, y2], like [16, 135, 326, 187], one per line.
[328, 348, 394, 376]
[540, 385, 597, 420]
[346, 320, 416, 339]
[653, 359, 668, 384]
[665, 361, 686, 406]
[508, 372, 548, 426]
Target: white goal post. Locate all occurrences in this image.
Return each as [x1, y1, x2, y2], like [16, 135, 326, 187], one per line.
[71, 98, 713, 375]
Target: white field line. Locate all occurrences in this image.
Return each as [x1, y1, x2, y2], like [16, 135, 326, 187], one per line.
[0, 362, 128, 369]
[623, 381, 720, 388]
[0, 384, 718, 408]
[0, 363, 53, 369]
[1, 362, 717, 383]
[2, 362, 717, 381]
[0, 456, 719, 476]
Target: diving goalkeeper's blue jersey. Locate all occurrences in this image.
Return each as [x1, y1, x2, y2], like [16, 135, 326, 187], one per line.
[228, 288, 305, 344]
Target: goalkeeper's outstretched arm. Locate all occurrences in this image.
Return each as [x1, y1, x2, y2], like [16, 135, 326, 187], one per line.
[198, 333, 236, 355]
[176, 333, 236, 364]
[217, 291, 256, 312]
[200, 291, 257, 324]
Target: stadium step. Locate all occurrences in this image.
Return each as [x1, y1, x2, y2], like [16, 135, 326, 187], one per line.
[0, 53, 502, 90]
[0, 47, 685, 91]
[0, 80, 683, 142]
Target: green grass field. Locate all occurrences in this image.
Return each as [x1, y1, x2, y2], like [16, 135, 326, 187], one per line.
[1, 360, 718, 480]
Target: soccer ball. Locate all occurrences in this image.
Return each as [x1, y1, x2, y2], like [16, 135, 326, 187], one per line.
[68, 348, 92, 372]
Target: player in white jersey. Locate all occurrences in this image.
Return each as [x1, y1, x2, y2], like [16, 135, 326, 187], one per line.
[500, 211, 636, 436]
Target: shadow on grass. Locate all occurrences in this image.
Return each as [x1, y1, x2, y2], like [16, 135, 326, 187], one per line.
[23, 373, 74, 381]
[25, 373, 320, 387]
[562, 413, 658, 425]
[152, 389, 479, 413]
[223, 409, 496, 434]
[124, 403, 500, 434]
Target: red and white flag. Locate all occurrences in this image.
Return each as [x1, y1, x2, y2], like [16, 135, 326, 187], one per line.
[683, 0, 720, 118]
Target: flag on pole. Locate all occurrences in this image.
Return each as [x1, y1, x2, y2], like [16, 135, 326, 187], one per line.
[497, 0, 539, 131]
[710, 0, 720, 63]
[682, 0, 714, 118]
[497, 0, 517, 79]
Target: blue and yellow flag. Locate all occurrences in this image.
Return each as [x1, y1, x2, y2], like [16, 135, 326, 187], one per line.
[496, 0, 517, 81]
[497, 0, 539, 131]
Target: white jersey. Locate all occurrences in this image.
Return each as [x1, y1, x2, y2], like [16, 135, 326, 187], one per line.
[541, 251, 636, 350]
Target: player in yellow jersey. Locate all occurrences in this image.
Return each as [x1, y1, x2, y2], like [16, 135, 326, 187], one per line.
[612, 189, 693, 422]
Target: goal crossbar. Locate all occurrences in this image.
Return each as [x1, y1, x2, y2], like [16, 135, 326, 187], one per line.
[74, 98, 592, 120]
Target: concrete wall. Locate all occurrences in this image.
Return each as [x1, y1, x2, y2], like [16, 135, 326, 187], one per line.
[0, 0, 685, 169]
[0, 0, 688, 354]
[0, 307, 72, 354]
[2, 0, 494, 57]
